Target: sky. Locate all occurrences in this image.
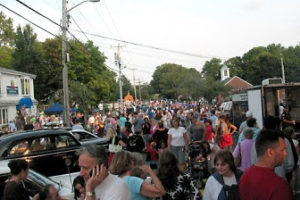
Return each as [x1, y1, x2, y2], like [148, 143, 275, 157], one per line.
[1, 0, 300, 84]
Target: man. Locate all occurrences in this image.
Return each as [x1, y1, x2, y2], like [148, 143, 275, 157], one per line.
[238, 111, 252, 134]
[78, 145, 130, 200]
[72, 119, 84, 130]
[239, 129, 292, 200]
[189, 115, 206, 142]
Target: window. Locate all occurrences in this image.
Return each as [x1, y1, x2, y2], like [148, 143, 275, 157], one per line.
[9, 140, 29, 156]
[72, 131, 95, 141]
[21, 78, 30, 95]
[0, 108, 8, 125]
[224, 69, 228, 77]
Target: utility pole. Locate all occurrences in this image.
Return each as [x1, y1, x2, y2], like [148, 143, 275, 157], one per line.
[280, 53, 286, 84]
[62, 0, 100, 127]
[62, 0, 70, 127]
[138, 79, 142, 101]
[112, 43, 125, 113]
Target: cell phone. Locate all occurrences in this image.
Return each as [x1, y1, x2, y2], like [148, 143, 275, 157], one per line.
[89, 167, 96, 177]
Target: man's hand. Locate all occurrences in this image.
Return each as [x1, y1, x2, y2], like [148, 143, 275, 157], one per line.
[86, 164, 108, 192]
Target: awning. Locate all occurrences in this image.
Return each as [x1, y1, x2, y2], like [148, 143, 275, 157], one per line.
[44, 103, 63, 115]
[17, 97, 33, 110]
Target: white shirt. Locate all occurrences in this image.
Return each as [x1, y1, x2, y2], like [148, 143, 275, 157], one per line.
[94, 173, 130, 200]
[168, 127, 186, 146]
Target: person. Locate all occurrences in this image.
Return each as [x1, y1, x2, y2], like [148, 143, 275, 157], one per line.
[203, 150, 243, 200]
[283, 127, 298, 184]
[73, 176, 86, 200]
[233, 128, 254, 171]
[77, 145, 130, 200]
[109, 150, 166, 200]
[33, 184, 66, 200]
[204, 119, 214, 142]
[239, 129, 293, 200]
[189, 115, 206, 142]
[250, 116, 294, 180]
[167, 117, 189, 170]
[3, 159, 30, 200]
[157, 150, 201, 200]
[281, 105, 296, 130]
[72, 119, 84, 130]
[238, 111, 252, 134]
[237, 118, 260, 143]
[210, 110, 217, 132]
[152, 121, 168, 149]
[219, 115, 237, 150]
[24, 116, 34, 130]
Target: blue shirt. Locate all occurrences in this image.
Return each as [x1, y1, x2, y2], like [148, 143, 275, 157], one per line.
[122, 176, 147, 200]
[119, 117, 127, 127]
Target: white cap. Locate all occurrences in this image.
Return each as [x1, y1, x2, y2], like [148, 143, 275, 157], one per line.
[246, 111, 253, 118]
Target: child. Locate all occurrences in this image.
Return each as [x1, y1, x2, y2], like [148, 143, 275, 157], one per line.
[204, 119, 214, 142]
[145, 139, 158, 169]
[73, 176, 85, 200]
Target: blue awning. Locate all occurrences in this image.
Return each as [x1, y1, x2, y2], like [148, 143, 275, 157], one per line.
[17, 97, 33, 110]
[44, 103, 64, 115]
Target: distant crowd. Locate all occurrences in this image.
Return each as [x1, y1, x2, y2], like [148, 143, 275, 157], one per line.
[2, 100, 299, 200]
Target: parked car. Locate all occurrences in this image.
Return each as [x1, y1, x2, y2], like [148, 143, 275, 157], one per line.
[70, 129, 108, 147]
[0, 160, 73, 199]
[0, 129, 107, 177]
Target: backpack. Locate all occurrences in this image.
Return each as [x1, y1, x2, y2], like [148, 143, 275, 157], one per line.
[212, 169, 243, 200]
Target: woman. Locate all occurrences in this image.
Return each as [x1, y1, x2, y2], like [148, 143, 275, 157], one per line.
[3, 159, 30, 200]
[203, 150, 243, 200]
[157, 150, 201, 200]
[219, 115, 237, 150]
[232, 128, 254, 172]
[109, 150, 166, 200]
[152, 121, 168, 149]
[167, 117, 189, 170]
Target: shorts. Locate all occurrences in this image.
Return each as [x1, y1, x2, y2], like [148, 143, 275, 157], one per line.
[171, 146, 185, 164]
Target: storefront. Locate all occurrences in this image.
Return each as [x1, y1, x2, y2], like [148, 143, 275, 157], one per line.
[0, 67, 37, 127]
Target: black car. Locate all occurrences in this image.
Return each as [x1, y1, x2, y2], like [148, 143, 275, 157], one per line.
[0, 129, 85, 177]
[70, 129, 108, 147]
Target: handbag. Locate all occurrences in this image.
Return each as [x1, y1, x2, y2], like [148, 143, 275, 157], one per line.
[234, 142, 242, 167]
[109, 136, 122, 153]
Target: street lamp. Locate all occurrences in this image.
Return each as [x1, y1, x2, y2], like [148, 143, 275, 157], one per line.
[62, 0, 100, 127]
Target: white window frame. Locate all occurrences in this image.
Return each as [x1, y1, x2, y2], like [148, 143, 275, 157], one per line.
[21, 78, 30, 96]
[0, 108, 8, 125]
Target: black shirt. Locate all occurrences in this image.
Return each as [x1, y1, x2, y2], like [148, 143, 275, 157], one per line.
[3, 181, 30, 200]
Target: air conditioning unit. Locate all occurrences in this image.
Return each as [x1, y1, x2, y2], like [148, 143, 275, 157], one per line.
[262, 78, 283, 85]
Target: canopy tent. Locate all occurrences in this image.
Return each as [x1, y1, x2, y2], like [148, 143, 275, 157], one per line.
[17, 97, 33, 110]
[44, 103, 63, 115]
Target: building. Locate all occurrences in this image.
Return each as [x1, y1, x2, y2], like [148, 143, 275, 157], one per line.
[0, 67, 37, 127]
[220, 65, 253, 90]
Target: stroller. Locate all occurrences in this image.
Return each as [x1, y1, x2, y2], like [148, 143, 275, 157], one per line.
[188, 140, 211, 190]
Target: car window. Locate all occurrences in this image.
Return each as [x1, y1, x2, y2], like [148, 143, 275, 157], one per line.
[55, 134, 78, 148]
[8, 140, 29, 156]
[72, 131, 95, 141]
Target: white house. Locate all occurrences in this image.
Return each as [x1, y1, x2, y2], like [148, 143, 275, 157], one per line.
[0, 67, 37, 126]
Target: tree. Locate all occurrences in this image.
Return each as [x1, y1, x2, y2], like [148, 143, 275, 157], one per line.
[0, 11, 14, 47]
[11, 24, 47, 101]
[151, 63, 190, 99]
[201, 58, 222, 81]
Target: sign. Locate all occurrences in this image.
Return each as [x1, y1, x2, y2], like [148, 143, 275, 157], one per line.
[232, 93, 248, 102]
[7, 80, 18, 95]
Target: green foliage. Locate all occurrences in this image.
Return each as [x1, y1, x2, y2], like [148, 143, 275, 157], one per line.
[0, 46, 12, 68]
[201, 58, 222, 81]
[0, 11, 14, 47]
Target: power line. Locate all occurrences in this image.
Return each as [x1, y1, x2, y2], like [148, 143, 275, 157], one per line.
[69, 29, 226, 60]
[70, 15, 90, 41]
[0, 3, 58, 37]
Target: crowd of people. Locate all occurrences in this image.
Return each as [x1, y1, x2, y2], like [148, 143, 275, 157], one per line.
[2, 100, 300, 200]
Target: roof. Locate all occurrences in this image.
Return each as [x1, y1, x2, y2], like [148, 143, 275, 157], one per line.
[0, 67, 36, 79]
[224, 76, 253, 89]
[0, 129, 71, 144]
